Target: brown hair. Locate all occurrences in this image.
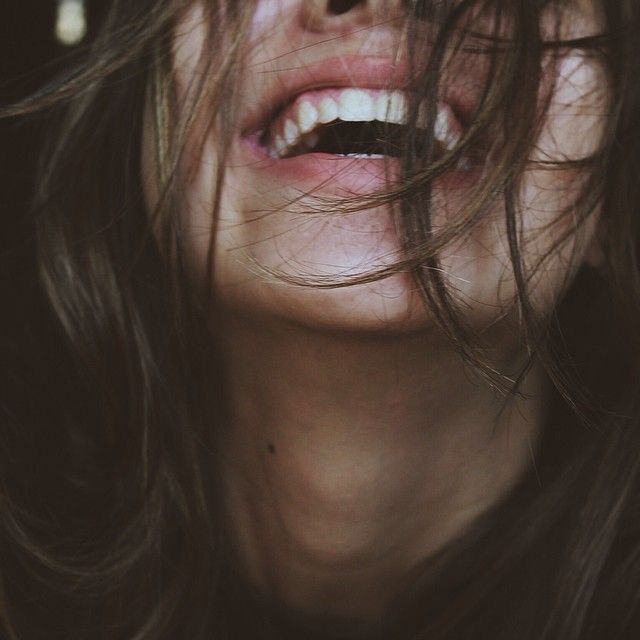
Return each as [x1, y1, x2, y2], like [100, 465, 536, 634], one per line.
[1, 0, 639, 637]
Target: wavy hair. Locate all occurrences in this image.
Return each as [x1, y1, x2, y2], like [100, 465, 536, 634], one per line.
[1, 0, 639, 638]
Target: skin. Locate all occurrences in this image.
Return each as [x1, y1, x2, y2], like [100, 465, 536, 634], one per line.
[143, 0, 607, 630]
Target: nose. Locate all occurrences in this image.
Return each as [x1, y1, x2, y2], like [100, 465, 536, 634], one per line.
[299, 0, 404, 34]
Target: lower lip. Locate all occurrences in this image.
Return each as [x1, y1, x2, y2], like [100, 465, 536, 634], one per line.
[241, 133, 481, 192]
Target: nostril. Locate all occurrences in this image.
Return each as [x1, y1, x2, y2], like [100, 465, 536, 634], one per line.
[328, 0, 366, 16]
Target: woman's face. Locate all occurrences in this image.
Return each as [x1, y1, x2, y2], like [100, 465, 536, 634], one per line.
[146, 0, 607, 336]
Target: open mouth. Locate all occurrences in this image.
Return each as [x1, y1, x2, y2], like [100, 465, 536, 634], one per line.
[257, 87, 463, 161]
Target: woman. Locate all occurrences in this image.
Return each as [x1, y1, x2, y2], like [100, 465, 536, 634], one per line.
[1, 0, 638, 638]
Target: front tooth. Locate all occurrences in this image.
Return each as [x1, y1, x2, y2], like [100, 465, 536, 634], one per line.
[284, 119, 300, 147]
[375, 94, 390, 121]
[318, 97, 339, 124]
[434, 109, 448, 142]
[387, 92, 407, 124]
[274, 134, 287, 157]
[375, 91, 407, 124]
[435, 107, 459, 151]
[446, 132, 460, 151]
[338, 89, 376, 122]
[297, 101, 319, 134]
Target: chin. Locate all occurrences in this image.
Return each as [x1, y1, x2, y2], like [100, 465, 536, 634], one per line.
[213, 270, 434, 335]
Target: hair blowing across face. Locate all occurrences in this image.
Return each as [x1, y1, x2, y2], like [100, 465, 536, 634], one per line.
[0, 0, 639, 638]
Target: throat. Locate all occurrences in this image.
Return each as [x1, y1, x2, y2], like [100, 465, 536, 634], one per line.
[216, 315, 545, 625]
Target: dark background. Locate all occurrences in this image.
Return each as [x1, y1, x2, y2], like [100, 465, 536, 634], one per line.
[1, 1, 62, 254]
[0, 1, 103, 306]
[1, 1, 91, 243]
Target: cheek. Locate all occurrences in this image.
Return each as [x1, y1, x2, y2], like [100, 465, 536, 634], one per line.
[432, 171, 599, 329]
[251, 0, 293, 37]
[520, 53, 607, 306]
[173, 3, 208, 87]
[535, 52, 609, 162]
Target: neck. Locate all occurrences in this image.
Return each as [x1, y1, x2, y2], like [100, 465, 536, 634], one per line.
[215, 310, 544, 625]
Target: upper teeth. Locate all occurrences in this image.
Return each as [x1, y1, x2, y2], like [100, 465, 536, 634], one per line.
[265, 88, 461, 159]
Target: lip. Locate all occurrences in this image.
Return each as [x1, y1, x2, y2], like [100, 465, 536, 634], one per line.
[237, 55, 481, 191]
[240, 55, 475, 137]
[241, 131, 481, 193]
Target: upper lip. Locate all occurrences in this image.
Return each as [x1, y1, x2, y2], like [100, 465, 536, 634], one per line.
[240, 55, 474, 137]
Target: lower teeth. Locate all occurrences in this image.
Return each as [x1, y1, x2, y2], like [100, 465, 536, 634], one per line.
[339, 153, 385, 159]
